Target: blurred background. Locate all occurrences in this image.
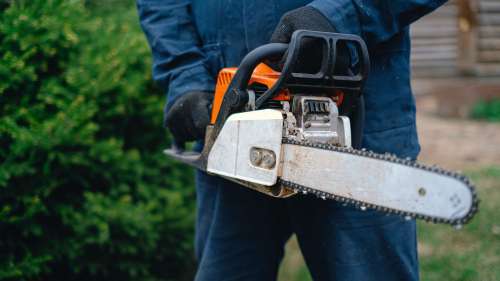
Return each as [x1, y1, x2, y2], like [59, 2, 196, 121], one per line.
[0, 0, 498, 281]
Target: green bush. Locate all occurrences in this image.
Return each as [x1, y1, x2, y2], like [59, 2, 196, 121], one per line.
[471, 99, 500, 122]
[0, 1, 196, 280]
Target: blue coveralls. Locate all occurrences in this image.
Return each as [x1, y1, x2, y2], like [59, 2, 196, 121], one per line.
[137, 1, 447, 280]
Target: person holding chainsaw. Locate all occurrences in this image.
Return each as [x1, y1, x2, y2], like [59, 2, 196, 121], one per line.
[138, 1, 449, 280]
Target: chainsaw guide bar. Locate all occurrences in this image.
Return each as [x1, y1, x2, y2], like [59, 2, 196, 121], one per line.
[278, 138, 479, 227]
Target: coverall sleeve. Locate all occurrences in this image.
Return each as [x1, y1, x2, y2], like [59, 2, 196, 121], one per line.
[308, 0, 448, 48]
[137, 0, 215, 110]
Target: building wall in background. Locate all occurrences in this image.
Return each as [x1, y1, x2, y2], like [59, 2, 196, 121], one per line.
[411, 0, 500, 78]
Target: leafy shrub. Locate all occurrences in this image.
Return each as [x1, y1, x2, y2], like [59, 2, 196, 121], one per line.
[471, 99, 500, 122]
[0, 1, 195, 280]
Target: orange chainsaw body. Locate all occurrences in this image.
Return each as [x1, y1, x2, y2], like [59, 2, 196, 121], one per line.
[211, 64, 290, 124]
[210, 63, 344, 124]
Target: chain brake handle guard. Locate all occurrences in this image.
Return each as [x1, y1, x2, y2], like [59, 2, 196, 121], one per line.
[164, 30, 370, 169]
[255, 30, 370, 109]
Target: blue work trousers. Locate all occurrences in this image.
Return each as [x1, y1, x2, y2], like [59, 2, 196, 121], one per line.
[194, 171, 419, 281]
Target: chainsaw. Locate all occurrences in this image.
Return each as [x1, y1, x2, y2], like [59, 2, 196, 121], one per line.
[165, 30, 478, 227]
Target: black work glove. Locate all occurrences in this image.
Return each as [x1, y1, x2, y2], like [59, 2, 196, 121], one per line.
[270, 6, 350, 74]
[271, 6, 336, 44]
[165, 91, 213, 145]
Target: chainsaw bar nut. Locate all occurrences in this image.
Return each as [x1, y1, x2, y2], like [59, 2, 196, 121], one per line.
[261, 150, 276, 169]
[250, 148, 263, 166]
[250, 147, 276, 169]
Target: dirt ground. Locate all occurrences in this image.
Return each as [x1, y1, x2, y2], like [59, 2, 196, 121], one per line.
[416, 94, 500, 170]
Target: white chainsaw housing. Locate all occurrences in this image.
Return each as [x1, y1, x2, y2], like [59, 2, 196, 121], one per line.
[207, 109, 284, 186]
[207, 100, 352, 188]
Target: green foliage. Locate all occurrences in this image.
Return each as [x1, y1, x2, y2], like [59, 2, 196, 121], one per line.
[470, 99, 500, 122]
[417, 167, 500, 281]
[0, 1, 196, 280]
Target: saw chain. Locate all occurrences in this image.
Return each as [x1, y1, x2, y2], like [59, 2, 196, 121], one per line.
[278, 138, 480, 227]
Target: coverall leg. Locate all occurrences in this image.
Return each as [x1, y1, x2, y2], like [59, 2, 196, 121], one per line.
[195, 171, 419, 281]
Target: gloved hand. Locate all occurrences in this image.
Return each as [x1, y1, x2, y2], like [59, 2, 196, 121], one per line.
[271, 6, 335, 73]
[165, 91, 213, 145]
[270, 6, 336, 44]
[270, 6, 350, 74]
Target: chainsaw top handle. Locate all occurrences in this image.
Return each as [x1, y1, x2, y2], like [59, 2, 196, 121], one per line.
[258, 30, 369, 108]
[214, 30, 369, 126]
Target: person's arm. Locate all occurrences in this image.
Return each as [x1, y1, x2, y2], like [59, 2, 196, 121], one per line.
[308, 0, 448, 48]
[137, 0, 214, 110]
